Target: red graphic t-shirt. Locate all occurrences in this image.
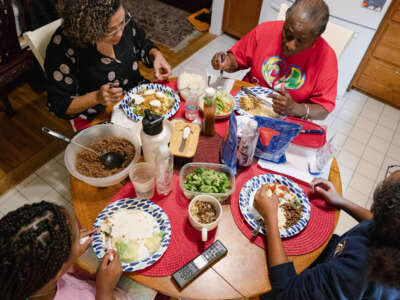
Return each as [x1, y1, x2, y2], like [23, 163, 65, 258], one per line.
[229, 21, 338, 112]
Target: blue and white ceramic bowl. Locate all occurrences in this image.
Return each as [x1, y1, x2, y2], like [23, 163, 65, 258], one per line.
[92, 198, 172, 272]
[235, 86, 278, 117]
[121, 83, 180, 121]
[239, 174, 310, 238]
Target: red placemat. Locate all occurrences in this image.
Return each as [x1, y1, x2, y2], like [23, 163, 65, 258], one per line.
[231, 163, 336, 255]
[109, 133, 224, 276]
[110, 175, 216, 276]
[283, 116, 326, 149]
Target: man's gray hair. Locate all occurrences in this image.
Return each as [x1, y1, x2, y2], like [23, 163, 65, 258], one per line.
[286, 0, 330, 36]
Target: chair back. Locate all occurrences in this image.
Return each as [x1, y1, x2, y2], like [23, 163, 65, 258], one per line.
[277, 3, 354, 58]
[23, 18, 62, 70]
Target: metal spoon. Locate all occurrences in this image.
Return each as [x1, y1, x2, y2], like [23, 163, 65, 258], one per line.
[42, 127, 125, 169]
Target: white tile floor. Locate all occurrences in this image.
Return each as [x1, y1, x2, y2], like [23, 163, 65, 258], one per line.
[1, 34, 399, 237]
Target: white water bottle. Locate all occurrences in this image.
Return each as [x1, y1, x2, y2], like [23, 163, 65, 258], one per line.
[156, 145, 173, 195]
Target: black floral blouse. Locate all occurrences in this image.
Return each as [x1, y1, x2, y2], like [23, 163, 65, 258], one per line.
[44, 19, 156, 120]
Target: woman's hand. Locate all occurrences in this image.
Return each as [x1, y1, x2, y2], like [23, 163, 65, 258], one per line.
[311, 178, 346, 208]
[96, 82, 123, 106]
[150, 49, 171, 81]
[78, 228, 97, 256]
[96, 250, 123, 299]
[254, 184, 279, 226]
[270, 84, 302, 116]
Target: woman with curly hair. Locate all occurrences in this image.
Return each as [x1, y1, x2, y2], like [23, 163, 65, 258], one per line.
[0, 201, 156, 300]
[254, 166, 400, 299]
[45, 0, 171, 130]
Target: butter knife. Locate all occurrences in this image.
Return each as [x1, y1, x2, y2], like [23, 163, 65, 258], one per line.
[300, 129, 324, 134]
[241, 86, 274, 106]
[179, 126, 190, 152]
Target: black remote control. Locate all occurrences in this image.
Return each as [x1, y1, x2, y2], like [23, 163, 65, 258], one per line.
[172, 240, 228, 289]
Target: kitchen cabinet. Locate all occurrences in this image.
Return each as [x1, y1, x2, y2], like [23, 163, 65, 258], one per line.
[222, 0, 263, 38]
[349, 0, 400, 108]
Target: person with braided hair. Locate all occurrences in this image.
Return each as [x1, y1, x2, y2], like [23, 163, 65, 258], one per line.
[0, 201, 154, 300]
[254, 166, 400, 299]
[45, 0, 171, 131]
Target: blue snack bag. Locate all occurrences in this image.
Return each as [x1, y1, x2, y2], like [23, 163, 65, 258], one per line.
[221, 111, 238, 175]
[253, 116, 301, 163]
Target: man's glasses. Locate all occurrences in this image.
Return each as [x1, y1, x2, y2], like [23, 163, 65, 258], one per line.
[384, 164, 400, 179]
[104, 12, 131, 37]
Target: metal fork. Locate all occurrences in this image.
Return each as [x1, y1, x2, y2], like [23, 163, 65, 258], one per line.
[252, 218, 263, 237]
[102, 224, 114, 261]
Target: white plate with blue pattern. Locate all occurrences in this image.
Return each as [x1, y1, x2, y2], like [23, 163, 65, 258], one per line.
[239, 173, 311, 238]
[92, 198, 172, 272]
[235, 86, 279, 117]
[121, 83, 180, 121]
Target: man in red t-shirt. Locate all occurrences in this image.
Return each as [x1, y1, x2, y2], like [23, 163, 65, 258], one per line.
[212, 0, 337, 120]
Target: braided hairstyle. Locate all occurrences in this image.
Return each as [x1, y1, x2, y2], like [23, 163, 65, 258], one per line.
[57, 0, 128, 47]
[367, 177, 400, 288]
[0, 201, 72, 300]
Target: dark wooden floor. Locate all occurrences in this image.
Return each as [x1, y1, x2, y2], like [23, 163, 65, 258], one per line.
[0, 79, 74, 196]
[0, 32, 216, 197]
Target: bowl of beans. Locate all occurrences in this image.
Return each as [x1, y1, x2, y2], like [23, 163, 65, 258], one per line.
[64, 123, 140, 187]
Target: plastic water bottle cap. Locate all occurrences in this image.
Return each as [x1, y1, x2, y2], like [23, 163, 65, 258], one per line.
[205, 87, 216, 98]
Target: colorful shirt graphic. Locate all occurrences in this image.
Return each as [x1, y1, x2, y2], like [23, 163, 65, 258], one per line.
[229, 21, 338, 112]
[261, 56, 306, 91]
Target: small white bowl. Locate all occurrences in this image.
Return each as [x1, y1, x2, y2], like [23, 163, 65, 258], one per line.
[188, 195, 223, 241]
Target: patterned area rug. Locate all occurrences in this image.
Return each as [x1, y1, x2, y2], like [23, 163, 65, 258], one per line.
[130, 0, 201, 51]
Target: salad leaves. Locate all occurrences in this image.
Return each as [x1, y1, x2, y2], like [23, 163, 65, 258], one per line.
[115, 231, 164, 263]
[184, 168, 231, 194]
[215, 90, 232, 116]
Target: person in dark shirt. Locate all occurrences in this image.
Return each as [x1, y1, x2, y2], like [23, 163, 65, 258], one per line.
[254, 165, 400, 300]
[45, 0, 171, 127]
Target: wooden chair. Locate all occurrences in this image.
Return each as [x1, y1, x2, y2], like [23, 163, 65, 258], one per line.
[277, 3, 354, 59]
[0, 0, 34, 116]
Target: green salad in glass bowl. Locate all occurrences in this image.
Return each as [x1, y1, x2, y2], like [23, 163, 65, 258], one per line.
[179, 162, 235, 201]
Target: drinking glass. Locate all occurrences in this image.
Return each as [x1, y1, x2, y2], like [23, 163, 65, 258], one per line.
[129, 162, 155, 199]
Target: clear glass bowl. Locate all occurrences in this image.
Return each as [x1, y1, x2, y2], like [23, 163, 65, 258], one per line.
[177, 66, 207, 100]
[179, 162, 235, 201]
[65, 123, 141, 187]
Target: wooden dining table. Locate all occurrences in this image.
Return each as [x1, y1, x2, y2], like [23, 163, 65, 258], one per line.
[71, 79, 341, 299]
